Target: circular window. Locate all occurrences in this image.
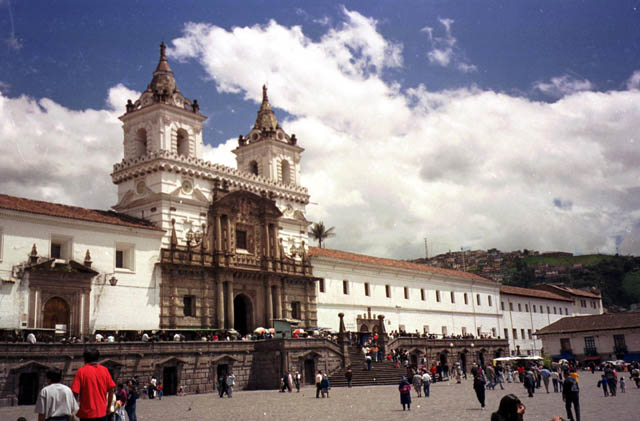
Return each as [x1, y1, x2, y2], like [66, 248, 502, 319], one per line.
[181, 179, 193, 194]
[136, 181, 146, 195]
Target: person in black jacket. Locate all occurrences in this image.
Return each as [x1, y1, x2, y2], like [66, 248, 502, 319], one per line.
[473, 372, 487, 409]
[562, 370, 580, 421]
[491, 394, 525, 421]
[523, 371, 535, 397]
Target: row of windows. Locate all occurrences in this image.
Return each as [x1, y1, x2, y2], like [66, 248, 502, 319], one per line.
[47, 235, 135, 271]
[422, 325, 498, 337]
[579, 299, 600, 309]
[500, 301, 569, 316]
[327, 280, 493, 306]
[503, 328, 534, 340]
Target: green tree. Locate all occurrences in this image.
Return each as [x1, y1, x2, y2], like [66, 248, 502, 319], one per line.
[308, 221, 335, 248]
[622, 271, 640, 303]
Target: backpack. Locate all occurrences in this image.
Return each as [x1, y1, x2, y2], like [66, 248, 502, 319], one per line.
[567, 377, 579, 393]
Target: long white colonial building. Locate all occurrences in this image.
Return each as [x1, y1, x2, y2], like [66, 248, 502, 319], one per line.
[0, 43, 603, 358]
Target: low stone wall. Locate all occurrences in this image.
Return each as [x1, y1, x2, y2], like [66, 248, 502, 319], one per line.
[0, 339, 343, 407]
[388, 337, 509, 367]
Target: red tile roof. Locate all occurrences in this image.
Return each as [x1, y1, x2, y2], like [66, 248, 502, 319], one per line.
[0, 194, 163, 232]
[536, 312, 640, 335]
[533, 284, 601, 299]
[499, 285, 573, 302]
[558, 286, 601, 299]
[309, 247, 492, 283]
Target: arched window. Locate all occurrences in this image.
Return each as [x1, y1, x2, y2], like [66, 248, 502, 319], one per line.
[177, 129, 189, 156]
[280, 159, 291, 184]
[249, 160, 259, 175]
[136, 128, 147, 157]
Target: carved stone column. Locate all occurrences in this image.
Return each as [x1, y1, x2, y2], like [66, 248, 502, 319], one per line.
[274, 284, 283, 319]
[215, 215, 222, 252]
[266, 281, 273, 327]
[216, 279, 224, 328]
[226, 281, 234, 329]
[377, 314, 387, 356]
[339, 312, 350, 367]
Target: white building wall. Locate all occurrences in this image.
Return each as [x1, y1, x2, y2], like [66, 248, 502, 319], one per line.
[500, 294, 572, 356]
[312, 256, 503, 337]
[0, 210, 164, 331]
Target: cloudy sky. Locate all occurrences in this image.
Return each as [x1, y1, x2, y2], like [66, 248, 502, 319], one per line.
[1, 1, 640, 259]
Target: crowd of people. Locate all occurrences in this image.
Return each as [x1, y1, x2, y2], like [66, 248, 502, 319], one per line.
[392, 357, 640, 421]
[3, 328, 341, 345]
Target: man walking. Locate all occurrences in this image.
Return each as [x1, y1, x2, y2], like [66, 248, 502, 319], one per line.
[36, 368, 78, 421]
[422, 371, 431, 397]
[562, 369, 580, 421]
[540, 366, 551, 393]
[604, 365, 617, 396]
[71, 348, 115, 421]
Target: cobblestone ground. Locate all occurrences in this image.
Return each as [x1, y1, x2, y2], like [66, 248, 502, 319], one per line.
[3, 372, 638, 421]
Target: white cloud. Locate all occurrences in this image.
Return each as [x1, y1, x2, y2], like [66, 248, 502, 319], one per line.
[4, 9, 640, 260]
[169, 9, 640, 258]
[626, 70, 640, 90]
[423, 18, 476, 73]
[0, 84, 138, 209]
[534, 75, 594, 97]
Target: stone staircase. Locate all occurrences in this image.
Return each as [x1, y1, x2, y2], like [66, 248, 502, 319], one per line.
[328, 346, 407, 387]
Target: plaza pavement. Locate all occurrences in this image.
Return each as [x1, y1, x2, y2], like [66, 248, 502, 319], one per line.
[2, 372, 638, 421]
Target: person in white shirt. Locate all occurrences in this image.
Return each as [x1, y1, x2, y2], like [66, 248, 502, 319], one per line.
[27, 332, 37, 344]
[35, 368, 78, 421]
[315, 370, 323, 398]
[173, 333, 181, 342]
[95, 333, 104, 343]
[422, 371, 432, 397]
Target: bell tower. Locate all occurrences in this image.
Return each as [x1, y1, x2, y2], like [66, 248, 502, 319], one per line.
[112, 43, 208, 239]
[120, 42, 207, 161]
[233, 85, 303, 187]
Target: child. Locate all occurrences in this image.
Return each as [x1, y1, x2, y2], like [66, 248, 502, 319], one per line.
[620, 376, 626, 393]
[156, 383, 163, 400]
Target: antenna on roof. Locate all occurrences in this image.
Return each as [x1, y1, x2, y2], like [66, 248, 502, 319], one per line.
[424, 237, 428, 259]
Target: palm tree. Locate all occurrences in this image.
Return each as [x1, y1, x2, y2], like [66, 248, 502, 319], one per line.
[308, 221, 335, 248]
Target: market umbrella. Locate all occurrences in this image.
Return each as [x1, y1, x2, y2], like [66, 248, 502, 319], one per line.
[293, 328, 305, 334]
[268, 328, 276, 334]
[254, 327, 267, 334]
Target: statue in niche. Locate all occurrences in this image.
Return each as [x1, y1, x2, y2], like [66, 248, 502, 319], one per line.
[289, 134, 297, 145]
[301, 241, 308, 264]
[238, 135, 246, 146]
[278, 238, 286, 259]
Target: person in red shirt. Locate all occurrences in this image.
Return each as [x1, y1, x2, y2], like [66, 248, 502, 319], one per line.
[71, 348, 115, 421]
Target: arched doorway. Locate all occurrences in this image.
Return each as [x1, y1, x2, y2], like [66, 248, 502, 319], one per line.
[478, 349, 486, 368]
[233, 294, 252, 336]
[18, 373, 39, 405]
[42, 297, 70, 332]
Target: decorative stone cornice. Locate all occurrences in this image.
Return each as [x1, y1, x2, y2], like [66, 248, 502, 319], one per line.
[111, 150, 309, 203]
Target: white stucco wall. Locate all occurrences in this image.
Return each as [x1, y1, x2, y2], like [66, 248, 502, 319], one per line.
[500, 294, 572, 356]
[311, 255, 503, 336]
[0, 209, 164, 331]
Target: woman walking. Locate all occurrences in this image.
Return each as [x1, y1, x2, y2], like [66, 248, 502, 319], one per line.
[412, 371, 423, 397]
[398, 376, 412, 411]
[473, 372, 487, 409]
